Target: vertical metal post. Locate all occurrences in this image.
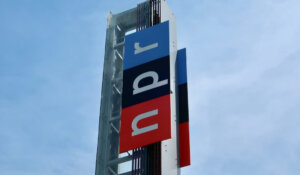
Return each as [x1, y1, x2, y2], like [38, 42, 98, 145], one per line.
[95, 8, 137, 175]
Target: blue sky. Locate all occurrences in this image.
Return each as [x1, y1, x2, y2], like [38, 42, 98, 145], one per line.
[1, 0, 300, 174]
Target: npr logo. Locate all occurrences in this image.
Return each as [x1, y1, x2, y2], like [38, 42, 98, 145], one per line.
[119, 21, 171, 153]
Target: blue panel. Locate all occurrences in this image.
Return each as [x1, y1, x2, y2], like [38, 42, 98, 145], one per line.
[177, 48, 187, 85]
[124, 21, 170, 70]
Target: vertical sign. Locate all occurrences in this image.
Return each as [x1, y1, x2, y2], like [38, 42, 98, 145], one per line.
[177, 48, 191, 167]
[119, 21, 171, 153]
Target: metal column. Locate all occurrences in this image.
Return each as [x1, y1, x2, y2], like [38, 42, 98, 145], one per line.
[95, 1, 179, 175]
[95, 8, 137, 175]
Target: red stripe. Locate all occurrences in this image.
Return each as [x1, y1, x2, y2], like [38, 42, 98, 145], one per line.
[179, 122, 191, 167]
[119, 94, 171, 153]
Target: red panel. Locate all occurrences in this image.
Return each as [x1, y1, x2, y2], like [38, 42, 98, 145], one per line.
[119, 95, 171, 153]
[179, 122, 191, 167]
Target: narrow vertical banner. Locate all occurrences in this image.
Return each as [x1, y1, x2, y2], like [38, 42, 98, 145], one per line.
[119, 21, 172, 153]
[177, 48, 191, 167]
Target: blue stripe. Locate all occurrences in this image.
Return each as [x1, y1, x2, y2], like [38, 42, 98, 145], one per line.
[177, 48, 187, 85]
[124, 21, 170, 70]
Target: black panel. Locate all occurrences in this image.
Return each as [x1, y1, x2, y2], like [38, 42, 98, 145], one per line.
[178, 83, 189, 123]
[122, 56, 170, 108]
